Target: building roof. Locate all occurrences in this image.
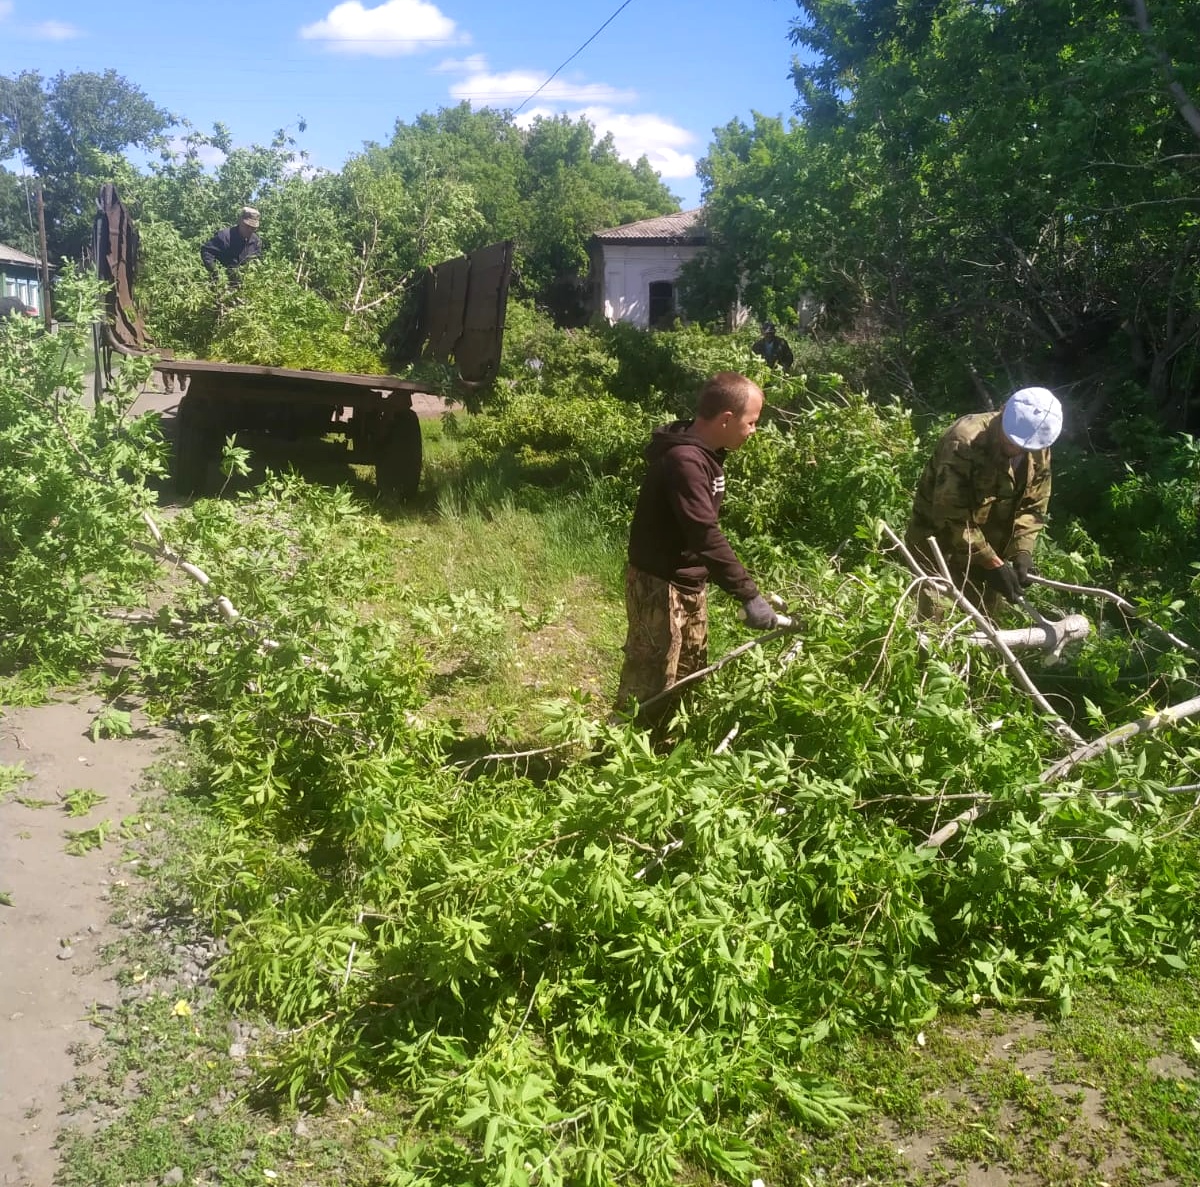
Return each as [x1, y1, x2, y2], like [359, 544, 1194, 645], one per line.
[592, 209, 706, 246]
[0, 242, 41, 268]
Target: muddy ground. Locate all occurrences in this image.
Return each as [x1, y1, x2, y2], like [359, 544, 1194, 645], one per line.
[0, 697, 169, 1186]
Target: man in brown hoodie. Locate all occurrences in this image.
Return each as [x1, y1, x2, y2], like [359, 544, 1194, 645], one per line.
[616, 370, 780, 724]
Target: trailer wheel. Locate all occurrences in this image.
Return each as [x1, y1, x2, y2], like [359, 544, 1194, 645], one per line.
[376, 408, 422, 499]
[174, 395, 217, 497]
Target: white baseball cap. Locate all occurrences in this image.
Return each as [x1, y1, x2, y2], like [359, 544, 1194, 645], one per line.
[1002, 387, 1062, 450]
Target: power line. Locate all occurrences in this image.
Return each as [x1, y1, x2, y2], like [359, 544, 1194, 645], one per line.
[512, 0, 635, 116]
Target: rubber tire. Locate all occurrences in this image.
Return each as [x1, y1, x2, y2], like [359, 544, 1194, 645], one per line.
[375, 408, 422, 499]
[174, 395, 217, 497]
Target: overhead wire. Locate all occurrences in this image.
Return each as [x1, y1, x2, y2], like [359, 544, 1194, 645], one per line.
[511, 0, 635, 116]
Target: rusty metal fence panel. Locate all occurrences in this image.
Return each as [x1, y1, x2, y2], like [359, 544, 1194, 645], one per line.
[421, 240, 513, 383]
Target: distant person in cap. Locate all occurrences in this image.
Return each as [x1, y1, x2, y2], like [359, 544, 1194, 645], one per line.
[751, 321, 794, 370]
[200, 206, 262, 285]
[905, 386, 1063, 619]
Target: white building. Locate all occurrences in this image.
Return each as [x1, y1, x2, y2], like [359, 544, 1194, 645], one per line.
[588, 209, 706, 329]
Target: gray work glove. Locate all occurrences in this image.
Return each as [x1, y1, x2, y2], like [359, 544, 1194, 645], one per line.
[983, 561, 1023, 604]
[1012, 550, 1037, 587]
[739, 594, 779, 631]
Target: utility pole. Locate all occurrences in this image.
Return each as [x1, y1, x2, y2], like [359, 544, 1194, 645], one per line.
[36, 184, 52, 332]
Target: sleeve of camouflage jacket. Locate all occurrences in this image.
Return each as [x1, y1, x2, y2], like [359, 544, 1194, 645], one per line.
[1009, 450, 1051, 555]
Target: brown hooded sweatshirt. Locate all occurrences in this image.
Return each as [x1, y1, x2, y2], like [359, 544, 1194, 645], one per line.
[626, 420, 760, 601]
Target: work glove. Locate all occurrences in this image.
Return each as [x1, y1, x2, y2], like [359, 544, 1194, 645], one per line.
[982, 561, 1023, 604]
[738, 594, 780, 631]
[1012, 550, 1037, 587]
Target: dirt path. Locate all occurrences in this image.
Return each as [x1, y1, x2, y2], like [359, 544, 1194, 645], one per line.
[0, 697, 169, 1187]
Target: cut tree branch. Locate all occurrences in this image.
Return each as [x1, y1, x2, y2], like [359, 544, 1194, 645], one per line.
[1039, 694, 1200, 784]
[1027, 574, 1200, 662]
[635, 623, 804, 716]
[879, 522, 1083, 747]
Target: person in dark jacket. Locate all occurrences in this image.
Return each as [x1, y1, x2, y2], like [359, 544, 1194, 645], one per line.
[615, 370, 781, 724]
[199, 206, 262, 282]
[751, 321, 794, 369]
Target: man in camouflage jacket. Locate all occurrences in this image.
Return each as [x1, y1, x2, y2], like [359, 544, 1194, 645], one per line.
[905, 387, 1063, 619]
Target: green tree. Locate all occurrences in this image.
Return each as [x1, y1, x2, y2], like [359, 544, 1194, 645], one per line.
[0, 70, 174, 260]
[380, 104, 678, 320]
[696, 0, 1200, 425]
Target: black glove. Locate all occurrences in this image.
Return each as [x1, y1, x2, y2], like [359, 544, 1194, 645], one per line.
[739, 594, 779, 630]
[982, 562, 1023, 604]
[1012, 550, 1037, 587]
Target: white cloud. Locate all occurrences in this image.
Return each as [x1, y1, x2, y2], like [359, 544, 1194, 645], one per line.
[434, 53, 487, 75]
[299, 0, 461, 57]
[165, 136, 228, 170]
[437, 56, 696, 179]
[517, 104, 696, 179]
[447, 65, 634, 108]
[0, 4, 83, 37]
[29, 18, 82, 39]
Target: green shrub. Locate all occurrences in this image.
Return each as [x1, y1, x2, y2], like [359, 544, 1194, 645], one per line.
[136, 218, 220, 355]
[209, 258, 384, 373]
[447, 392, 655, 490]
[728, 387, 922, 555]
[0, 270, 165, 674]
[497, 299, 619, 403]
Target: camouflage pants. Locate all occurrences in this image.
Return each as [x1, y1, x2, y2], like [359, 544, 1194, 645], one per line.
[615, 566, 708, 724]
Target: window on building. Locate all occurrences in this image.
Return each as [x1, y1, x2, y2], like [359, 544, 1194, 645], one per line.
[648, 281, 675, 329]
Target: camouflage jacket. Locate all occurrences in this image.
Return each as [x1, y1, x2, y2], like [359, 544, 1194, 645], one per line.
[906, 411, 1051, 569]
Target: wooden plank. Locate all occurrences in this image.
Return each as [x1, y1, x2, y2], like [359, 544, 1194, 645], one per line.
[152, 358, 424, 393]
[456, 239, 513, 382]
[425, 255, 470, 361]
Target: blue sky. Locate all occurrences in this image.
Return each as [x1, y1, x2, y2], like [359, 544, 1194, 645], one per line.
[0, 0, 803, 209]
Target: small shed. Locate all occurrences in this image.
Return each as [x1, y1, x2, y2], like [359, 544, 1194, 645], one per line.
[0, 241, 45, 314]
[588, 209, 706, 329]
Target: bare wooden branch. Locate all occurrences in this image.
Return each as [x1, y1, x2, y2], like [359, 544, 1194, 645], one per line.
[928, 697, 1200, 849]
[107, 609, 187, 630]
[633, 837, 684, 881]
[1129, 0, 1200, 145]
[925, 806, 986, 849]
[1039, 694, 1200, 784]
[879, 522, 1083, 748]
[1027, 574, 1200, 662]
[962, 616, 1090, 652]
[455, 742, 573, 772]
[635, 623, 804, 715]
[141, 511, 283, 649]
[925, 535, 1082, 744]
[879, 521, 948, 586]
[856, 791, 989, 807]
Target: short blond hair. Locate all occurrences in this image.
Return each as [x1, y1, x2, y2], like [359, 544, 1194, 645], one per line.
[695, 371, 760, 420]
